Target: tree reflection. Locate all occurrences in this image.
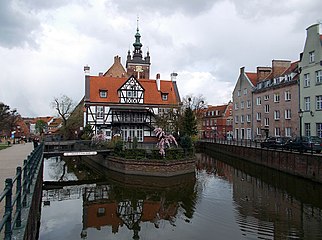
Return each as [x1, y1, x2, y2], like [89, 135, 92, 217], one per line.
[80, 172, 196, 239]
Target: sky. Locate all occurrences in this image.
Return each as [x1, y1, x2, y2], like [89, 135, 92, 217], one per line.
[0, 0, 321, 117]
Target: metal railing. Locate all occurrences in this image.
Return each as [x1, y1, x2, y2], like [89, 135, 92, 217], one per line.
[0, 143, 44, 239]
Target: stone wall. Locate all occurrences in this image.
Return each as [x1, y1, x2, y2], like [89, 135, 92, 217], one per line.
[198, 142, 322, 183]
[87, 155, 196, 177]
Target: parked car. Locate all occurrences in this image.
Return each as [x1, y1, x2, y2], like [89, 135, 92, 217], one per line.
[260, 137, 290, 149]
[284, 136, 322, 153]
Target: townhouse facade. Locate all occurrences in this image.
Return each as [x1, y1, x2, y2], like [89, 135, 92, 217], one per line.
[201, 102, 233, 140]
[83, 27, 181, 143]
[232, 67, 257, 140]
[233, 60, 299, 140]
[299, 23, 322, 138]
[252, 60, 299, 140]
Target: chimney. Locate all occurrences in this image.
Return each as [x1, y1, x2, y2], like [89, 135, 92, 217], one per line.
[98, 72, 103, 76]
[156, 73, 161, 91]
[84, 65, 90, 101]
[114, 55, 121, 64]
[84, 65, 90, 76]
[170, 72, 178, 81]
[240, 67, 245, 74]
[272, 60, 291, 77]
[256, 66, 272, 81]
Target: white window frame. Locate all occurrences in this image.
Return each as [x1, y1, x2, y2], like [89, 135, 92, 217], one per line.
[285, 91, 291, 101]
[304, 97, 310, 111]
[240, 115, 244, 123]
[274, 127, 280, 137]
[309, 51, 315, 63]
[96, 106, 104, 119]
[264, 118, 269, 127]
[256, 97, 261, 105]
[285, 127, 291, 137]
[246, 114, 251, 123]
[285, 109, 291, 119]
[274, 110, 280, 120]
[304, 73, 310, 87]
[264, 95, 269, 101]
[316, 70, 322, 84]
[264, 104, 269, 113]
[240, 101, 244, 109]
[274, 93, 280, 103]
[256, 112, 261, 121]
[246, 100, 251, 109]
[316, 95, 322, 110]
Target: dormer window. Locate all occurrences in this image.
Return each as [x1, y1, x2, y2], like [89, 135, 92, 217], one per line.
[162, 93, 168, 101]
[99, 90, 107, 98]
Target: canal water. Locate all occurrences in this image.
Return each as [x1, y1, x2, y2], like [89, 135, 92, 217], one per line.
[39, 152, 322, 240]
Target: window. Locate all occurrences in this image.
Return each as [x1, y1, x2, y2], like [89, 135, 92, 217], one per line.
[264, 118, 269, 127]
[304, 73, 310, 87]
[246, 100, 251, 109]
[246, 114, 251, 123]
[264, 95, 269, 101]
[304, 123, 311, 137]
[316, 70, 322, 84]
[274, 110, 280, 120]
[162, 93, 168, 101]
[235, 116, 239, 123]
[256, 112, 261, 121]
[264, 104, 269, 113]
[99, 90, 107, 98]
[317, 123, 322, 138]
[256, 127, 261, 136]
[243, 88, 248, 95]
[309, 51, 315, 63]
[304, 97, 310, 111]
[97, 106, 104, 119]
[316, 95, 322, 110]
[285, 91, 291, 101]
[237, 90, 241, 97]
[234, 103, 238, 110]
[240, 115, 244, 123]
[274, 93, 280, 102]
[285, 127, 291, 137]
[256, 97, 261, 105]
[240, 101, 244, 109]
[285, 109, 291, 119]
[275, 127, 280, 137]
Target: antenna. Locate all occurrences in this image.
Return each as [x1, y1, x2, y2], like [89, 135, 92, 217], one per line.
[137, 14, 139, 31]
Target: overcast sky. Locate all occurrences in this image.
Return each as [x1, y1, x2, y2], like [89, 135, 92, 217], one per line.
[1, 0, 321, 117]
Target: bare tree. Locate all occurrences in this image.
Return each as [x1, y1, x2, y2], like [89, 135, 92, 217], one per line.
[51, 95, 74, 128]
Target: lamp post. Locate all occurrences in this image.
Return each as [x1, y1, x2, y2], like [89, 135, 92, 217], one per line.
[298, 109, 303, 140]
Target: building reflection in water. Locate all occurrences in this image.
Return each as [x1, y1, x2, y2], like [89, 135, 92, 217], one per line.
[77, 171, 196, 239]
[196, 151, 322, 240]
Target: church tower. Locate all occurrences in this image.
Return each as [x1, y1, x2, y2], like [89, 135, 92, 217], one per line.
[126, 22, 151, 79]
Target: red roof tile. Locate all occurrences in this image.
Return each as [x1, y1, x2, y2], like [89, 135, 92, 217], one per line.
[89, 76, 180, 105]
[245, 72, 257, 86]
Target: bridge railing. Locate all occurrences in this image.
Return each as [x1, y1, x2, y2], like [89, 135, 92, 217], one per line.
[0, 143, 44, 239]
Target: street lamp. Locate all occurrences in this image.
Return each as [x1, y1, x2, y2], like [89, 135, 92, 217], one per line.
[298, 109, 303, 140]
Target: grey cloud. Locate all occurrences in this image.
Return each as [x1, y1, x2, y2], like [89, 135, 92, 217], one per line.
[22, 0, 90, 11]
[0, 1, 41, 48]
[109, 0, 219, 16]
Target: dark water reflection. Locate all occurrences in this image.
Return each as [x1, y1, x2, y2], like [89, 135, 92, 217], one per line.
[39, 152, 322, 240]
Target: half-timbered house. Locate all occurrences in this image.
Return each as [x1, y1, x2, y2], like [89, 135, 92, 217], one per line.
[83, 27, 181, 143]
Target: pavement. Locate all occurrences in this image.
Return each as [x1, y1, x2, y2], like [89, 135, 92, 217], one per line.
[0, 142, 34, 189]
[0, 142, 34, 219]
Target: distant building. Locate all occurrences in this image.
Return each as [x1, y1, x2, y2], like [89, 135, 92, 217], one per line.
[233, 60, 299, 140]
[252, 60, 299, 139]
[83, 26, 181, 143]
[201, 102, 233, 140]
[232, 67, 257, 140]
[299, 23, 322, 137]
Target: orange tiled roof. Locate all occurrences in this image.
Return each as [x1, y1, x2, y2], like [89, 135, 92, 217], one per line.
[245, 72, 257, 86]
[89, 76, 180, 105]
